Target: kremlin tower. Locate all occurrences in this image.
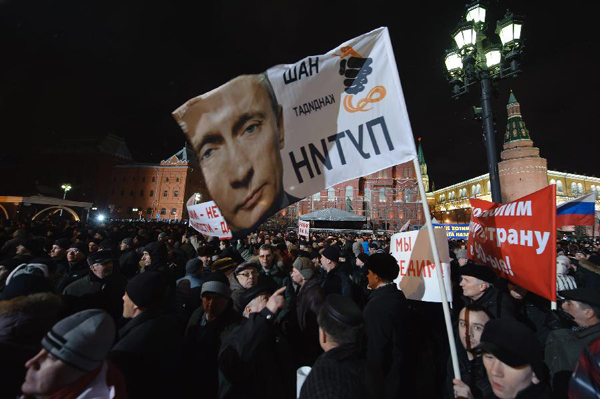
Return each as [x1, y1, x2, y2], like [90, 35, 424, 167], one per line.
[498, 92, 548, 202]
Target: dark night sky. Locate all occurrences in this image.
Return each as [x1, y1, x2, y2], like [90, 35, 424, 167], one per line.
[1, 0, 598, 188]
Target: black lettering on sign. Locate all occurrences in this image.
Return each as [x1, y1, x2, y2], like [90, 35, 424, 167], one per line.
[284, 57, 320, 85]
[288, 116, 393, 185]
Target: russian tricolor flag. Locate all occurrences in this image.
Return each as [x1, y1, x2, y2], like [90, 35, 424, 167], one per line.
[556, 193, 597, 227]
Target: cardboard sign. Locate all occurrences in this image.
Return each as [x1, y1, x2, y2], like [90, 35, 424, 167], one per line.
[173, 27, 417, 237]
[187, 201, 232, 239]
[390, 229, 452, 303]
[298, 220, 310, 238]
[467, 185, 556, 301]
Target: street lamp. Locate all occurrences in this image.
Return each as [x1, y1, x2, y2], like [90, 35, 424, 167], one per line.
[60, 183, 72, 216]
[444, 1, 525, 203]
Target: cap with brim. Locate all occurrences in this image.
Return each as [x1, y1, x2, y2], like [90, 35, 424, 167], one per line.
[559, 288, 600, 308]
[472, 318, 544, 380]
[235, 261, 259, 275]
[357, 253, 369, 264]
[70, 242, 88, 255]
[323, 294, 363, 326]
[87, 251, 113, 266]
[121, 237, 133, 246]
[240, 284, 274, 310]
[212, 257, 237, 273]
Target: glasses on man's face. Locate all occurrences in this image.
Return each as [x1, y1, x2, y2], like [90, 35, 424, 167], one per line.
[68, 249, 81, 254]
[238, 271, 258, 278]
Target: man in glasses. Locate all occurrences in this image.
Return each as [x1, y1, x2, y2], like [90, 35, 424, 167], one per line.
[230, 261, 261, 312]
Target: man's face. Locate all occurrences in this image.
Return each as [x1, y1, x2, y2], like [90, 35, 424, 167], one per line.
[459, 276, 487, 300]
[291, 268, 304, 285]
[22, 349, 82, 396]
[88, 242, 99, 253]
[67, 248, 85, 263]
[119, 242, 129, 251]
[202, 292, 228, 322]
[367, 269, 379, 290]
[575, 252, 588, 261]
[183, 76, 285, 232]
[458, 308, 491, 351]
[91, 261, 113, 279]
[561, 299, 590, 326]
[259, 248, 274, 269]
[50, 245, 66, 259]
[483, 353, 537, 399]
[236, 268, 258, 289]
[458, 257, 468, 267]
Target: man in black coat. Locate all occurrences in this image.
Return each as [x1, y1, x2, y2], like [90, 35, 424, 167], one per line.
[108, 271, 183, 398]
[54, 242, 89, 294]
[184, 272, 242, 399]
[363, 253, 410, 399]
[219, 284, 295, 399]
[117, 237, 140, 279]
[62, 251, 127, 321]
[319, 246, 353, 298]
[300, 294, 381, 399]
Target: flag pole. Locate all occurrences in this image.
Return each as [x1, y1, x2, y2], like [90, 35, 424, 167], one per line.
[412, 157, 461, 380]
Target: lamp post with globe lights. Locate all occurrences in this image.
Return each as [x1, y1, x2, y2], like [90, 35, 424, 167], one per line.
[444, 1, 524, 203]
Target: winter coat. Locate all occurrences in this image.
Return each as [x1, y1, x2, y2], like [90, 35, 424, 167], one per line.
[251, 255, 290, 289]
[545, 323, 600, 395]
[363, 284, 410, 399]
[54, 260, 89, 294]
[118, 248, 140, 279]
[183, 306, 243, 399]
[219, 308, 295, 399]
[292, 276, 325, 367]
[445, 339, 492, 399]
[109, 309, 183, 399]
[0, 292, 63, 398]
[299, 344, 381, 399]
[319, 266, 353, 298]
[62, 271, 127, 321]
[461, 284, 516, 320]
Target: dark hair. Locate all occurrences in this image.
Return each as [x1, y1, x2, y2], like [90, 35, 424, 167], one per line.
[259, 244, 273, 253]
[317, 306, 363, 346]
[463, 303, 495, 320]
[220, 239, 231, 248]
[579, 302, 600, 319]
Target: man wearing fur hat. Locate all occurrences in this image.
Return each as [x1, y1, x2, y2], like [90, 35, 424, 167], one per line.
[363, 253, 409, 399]
[459, 264, 516, 320]
[20, 309, 127, 398]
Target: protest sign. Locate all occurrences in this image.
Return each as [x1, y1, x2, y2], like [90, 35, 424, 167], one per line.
[433, 224, 469, 240]
[390, 228, 452, 303]
[298, 220, 310, 238]
[467, 185, 556, 301]
[173, 27, 417, 237]
[186, 201, 232, 239]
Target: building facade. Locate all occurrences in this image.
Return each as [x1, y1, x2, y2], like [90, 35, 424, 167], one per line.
[108, 145, 205, 220]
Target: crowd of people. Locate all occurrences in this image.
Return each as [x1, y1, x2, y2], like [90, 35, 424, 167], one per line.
[0, 217, 599, 398]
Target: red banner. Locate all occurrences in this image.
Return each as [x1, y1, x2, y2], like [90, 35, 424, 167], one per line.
[467, 185, 557, 301]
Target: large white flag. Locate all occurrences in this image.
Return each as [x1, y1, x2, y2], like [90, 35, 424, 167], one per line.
[175, 27, 417, 237]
